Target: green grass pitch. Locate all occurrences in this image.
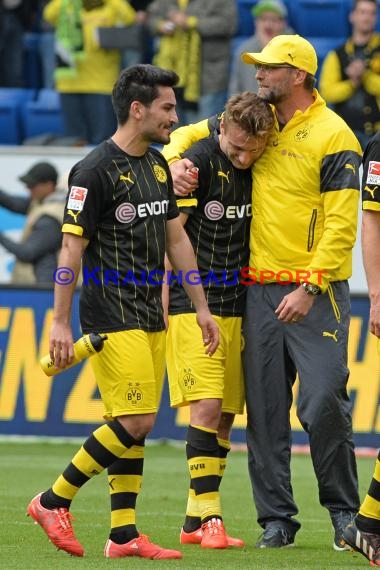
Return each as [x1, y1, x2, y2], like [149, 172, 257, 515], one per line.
[1, 440, 375, 569]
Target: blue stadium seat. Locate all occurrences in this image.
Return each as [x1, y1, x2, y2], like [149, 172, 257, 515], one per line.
[287, 0, 351, 38]
[23, 33, 42, 89]
[236, 0, 256, 37]
[231, 35, 251, 59]
[0, 88, 36, 145]
[23, 89, 64, 140]
[308, 36, 347, 83]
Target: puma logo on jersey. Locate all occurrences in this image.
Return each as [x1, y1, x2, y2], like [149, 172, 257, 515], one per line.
[67, 209, 80, 223]
[365, 184, 378, 199]
[344, 163, 356, 175]
[120, 172, 133, 184]
[218, 170, 230, 182]
[323, 330, 338, 342]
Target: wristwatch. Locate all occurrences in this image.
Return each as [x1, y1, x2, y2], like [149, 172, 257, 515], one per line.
[302, 282, 322, 296]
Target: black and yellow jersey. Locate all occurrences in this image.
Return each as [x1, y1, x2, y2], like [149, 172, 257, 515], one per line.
[362, 132, 380, 212]
[62, 139, 179, 333]
[169, 133, 252, 317]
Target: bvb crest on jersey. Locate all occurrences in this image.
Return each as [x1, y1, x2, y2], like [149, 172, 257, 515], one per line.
[153, 164, 167, 183]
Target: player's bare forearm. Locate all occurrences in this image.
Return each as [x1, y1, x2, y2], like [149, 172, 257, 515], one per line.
[50, 233, 87, 365]
[362, 210, 380, 337]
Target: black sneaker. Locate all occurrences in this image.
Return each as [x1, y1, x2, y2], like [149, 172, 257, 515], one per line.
[342, 521, 380, 566]
[255, 525, 295, 548]
[330, 510, 356, 551]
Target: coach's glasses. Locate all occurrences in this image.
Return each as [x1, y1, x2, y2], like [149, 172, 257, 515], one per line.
[254, 64, 296, 73]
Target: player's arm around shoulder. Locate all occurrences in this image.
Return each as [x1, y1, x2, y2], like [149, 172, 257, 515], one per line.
[162, 116, 217, 195]
[165, 216, 219, 355]
[161, 120, 210, 164]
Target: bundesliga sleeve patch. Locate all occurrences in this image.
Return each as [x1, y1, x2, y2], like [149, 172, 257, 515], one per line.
[367, 161, 380, 185]
[68, 186, 88, 211]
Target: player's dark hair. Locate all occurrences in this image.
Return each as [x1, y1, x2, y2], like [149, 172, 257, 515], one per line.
[112, 64, 179, 125]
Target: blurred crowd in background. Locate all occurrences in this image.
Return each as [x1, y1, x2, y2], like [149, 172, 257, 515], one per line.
[0, 0, 379, 146]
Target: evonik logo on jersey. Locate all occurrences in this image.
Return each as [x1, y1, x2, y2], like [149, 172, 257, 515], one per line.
[204, 201, 252, 220]
[115, 200, 169, 223]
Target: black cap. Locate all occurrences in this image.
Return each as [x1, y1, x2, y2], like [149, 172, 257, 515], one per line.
[19, 162, 58, 186]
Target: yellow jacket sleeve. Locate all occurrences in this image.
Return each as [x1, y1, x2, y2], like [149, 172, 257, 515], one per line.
[362, 68, 380, 97]
[162, 119, 210, 163]
[319, 50, 356, 104]
[305, 187, 359, 291]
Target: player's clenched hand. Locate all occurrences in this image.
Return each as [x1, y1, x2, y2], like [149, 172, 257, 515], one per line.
[169, 158, 198, 196]
[196, 310, 219, 356]
[49, 321, 74, 368]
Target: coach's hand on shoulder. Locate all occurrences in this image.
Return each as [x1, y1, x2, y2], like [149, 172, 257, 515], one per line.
[170, 158, 198, 196]
[196, 309, 219, 356]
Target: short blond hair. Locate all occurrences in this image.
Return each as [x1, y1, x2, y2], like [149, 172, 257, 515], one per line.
[224, 91, 275, 138]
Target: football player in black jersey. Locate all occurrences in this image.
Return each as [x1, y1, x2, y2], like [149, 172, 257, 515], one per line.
[27, 64, 219, 561]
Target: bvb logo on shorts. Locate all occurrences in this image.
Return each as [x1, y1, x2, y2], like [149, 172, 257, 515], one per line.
[153, 164, 167, 183]
[183, 368, 196, 391]
[126, 383, 143, 406]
